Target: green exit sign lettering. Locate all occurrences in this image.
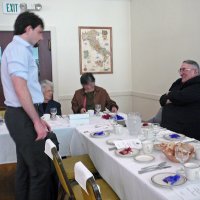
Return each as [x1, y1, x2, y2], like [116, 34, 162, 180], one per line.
[3, 2, 20, 14]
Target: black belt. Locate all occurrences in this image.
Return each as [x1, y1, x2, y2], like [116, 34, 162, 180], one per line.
[7, 103, 41, 109]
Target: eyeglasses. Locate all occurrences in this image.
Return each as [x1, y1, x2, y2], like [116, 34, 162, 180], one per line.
[178, 68, 194, 73]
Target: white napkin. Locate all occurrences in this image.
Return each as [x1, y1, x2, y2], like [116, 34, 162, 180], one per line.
[77, 124, 113, 134]
[44, 139, 56, 160]
[69, 113, 89, 120]
[41, 114, 51, 120]
[114, 139, 142, 149]
[74, 161, 93, 194]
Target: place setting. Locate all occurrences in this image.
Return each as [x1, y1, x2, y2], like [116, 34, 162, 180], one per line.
[146, 141, 200, 192]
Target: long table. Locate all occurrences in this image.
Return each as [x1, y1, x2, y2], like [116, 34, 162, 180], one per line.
[70, 125, 200, 200]
[2, 115, 200, 200]
[0, 117, 75, 164]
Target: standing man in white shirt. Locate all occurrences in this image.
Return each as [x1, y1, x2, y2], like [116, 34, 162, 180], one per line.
[1, 12, 51, 200]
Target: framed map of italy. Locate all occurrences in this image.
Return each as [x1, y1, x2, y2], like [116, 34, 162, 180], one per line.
[79, 26, 113, 74]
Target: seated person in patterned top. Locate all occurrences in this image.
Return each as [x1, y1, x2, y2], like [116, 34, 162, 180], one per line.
[38, 80, 62, 116]
[71, 73, 118, 113]
[160, 60, 200, 140]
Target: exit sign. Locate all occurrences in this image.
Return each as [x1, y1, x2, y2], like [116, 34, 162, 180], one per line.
[3, 2, 20, 14]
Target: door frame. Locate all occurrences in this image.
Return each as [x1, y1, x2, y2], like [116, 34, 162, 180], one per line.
[0, 26, 58, 100]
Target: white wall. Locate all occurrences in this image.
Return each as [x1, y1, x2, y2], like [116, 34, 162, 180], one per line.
[131, 0, 200, 120]
[0, 0, 132, 114]
[2, 0, 199, 119]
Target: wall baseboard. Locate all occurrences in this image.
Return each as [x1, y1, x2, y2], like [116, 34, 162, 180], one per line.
[58, 90, 160, 101]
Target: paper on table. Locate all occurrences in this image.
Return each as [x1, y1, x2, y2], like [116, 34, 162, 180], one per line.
[172, 183, 200, 200]
[114, 139, 142, 149]
[69, 113, 89, 120]
[74, 161, 93, 194]
[44, 139, 56, 160]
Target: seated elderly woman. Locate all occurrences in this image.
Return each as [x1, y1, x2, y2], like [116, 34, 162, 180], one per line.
[160, 60, 200, 140]
[38, 80, 62, 117]
[71, 73, 118, 113]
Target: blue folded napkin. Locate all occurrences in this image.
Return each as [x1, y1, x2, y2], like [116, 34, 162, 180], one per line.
[163, 174, 181, 185]
[169, 133, 180, 139]
[94, 131, 104, 136]
[114, 115, 124, 121]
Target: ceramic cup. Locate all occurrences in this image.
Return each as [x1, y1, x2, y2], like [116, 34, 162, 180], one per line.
[142, 140, 153, 154]
[113, 124, 123, 135]
[88, 110, 95, 117]
[195, 144, 200, 160]
[184, 162, 200, 181]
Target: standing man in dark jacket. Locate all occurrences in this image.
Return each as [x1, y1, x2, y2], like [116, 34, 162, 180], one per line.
[160, 60, 200, 140]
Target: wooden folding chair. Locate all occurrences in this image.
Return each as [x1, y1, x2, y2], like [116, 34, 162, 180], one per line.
[49, 141, 119, 200]
[75, 162, 120, 200]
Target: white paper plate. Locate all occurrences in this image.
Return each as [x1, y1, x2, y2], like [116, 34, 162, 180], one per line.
[106, 138, 122, 145]
[164, 133, 185, 141]
[115, 148, 139, 157]
[134, 154, 155, 162]
[90, 131, 110, 138]
[151, 172, 187, 188]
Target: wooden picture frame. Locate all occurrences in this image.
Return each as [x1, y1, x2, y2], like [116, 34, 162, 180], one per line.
[79, 26, 113, 74]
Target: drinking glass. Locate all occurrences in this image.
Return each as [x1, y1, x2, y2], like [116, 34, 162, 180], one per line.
[175, 145, 189, 174]
[50, 107, 57, 120]
[95, 104, 101, 116]
[126, 112, 141, 138]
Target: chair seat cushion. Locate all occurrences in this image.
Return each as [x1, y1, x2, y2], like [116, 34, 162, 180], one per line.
[96, 179, 119, 200]
[62, 154, 97, 180]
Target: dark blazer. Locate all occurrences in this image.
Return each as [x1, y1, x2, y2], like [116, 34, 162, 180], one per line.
[160, 76, 200, 140]
[38, 100, 62, 117]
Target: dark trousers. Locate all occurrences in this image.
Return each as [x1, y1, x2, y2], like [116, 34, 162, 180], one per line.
[5, 106, 51, 200]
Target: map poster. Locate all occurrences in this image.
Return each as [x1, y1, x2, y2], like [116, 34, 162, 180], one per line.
[79, 26, 113, 74]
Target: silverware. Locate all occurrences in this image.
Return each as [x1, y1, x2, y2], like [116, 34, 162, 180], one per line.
[138, 165, 171, 174]
[108, 147, 117, 151]
[141, 162, 167, 170]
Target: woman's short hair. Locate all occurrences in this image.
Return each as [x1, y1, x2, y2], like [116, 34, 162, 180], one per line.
[40, 80, 54, 93]
[80, 73, 95, 85]
[14, 11, 44, 35]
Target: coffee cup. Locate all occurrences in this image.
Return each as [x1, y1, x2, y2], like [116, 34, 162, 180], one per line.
[113, 124, 123, 135]
[184, 162, 200, 181]
[142, 140, 153, 154]
[88, 110, 94, 117]
[195, 144, 200, 160]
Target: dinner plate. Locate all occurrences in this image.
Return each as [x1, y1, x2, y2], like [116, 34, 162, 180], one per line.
[134, 154, 155, 162]
[90, 131, 110, 138]
[151, 172, 187, 188]
[106, 138, 122, 145]
[115, 148, 139, 157]
[164, 133, 185, 141]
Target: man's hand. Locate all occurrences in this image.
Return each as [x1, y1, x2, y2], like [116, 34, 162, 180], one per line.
[80, 108, 86, 113]
[111, 106, 118, 113]
[34, 119, 50, 141]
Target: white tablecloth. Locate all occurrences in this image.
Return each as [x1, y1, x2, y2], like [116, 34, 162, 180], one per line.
[0, 115, 114, 164]
[0, 117, 74, 164]
[70, 127, 200, 200]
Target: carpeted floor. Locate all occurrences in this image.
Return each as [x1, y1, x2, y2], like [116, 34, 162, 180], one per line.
[0, 163, 16, 200]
